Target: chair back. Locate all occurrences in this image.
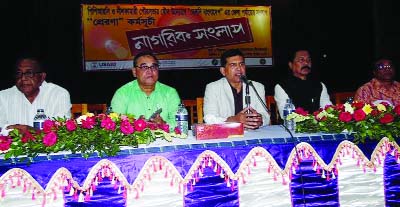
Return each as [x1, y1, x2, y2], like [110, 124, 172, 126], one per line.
[334, 92, 355, 104]
[71, 104, 107, 118]
[71, 104, 88, 118]
[87, 104, 107, 115]
[196, 97, 204, 123]
[266, 96, 281, 125]
[182, 99, 197, 126]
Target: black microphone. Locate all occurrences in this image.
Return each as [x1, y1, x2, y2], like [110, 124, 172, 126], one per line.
[240, 75, 250, 84]
[241, 75, 251, 113]
[241, 75, 306, 205]
[240, 75, 271, 114]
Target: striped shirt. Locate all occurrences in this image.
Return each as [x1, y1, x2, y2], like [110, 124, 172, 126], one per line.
[0, 81, 71, 128]
[354, 78, 400, 106]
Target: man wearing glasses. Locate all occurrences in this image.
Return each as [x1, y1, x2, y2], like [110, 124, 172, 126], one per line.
[0, 57, 71, 133]
[203, 49, 269, 129]
[111, 51, 180, 128]
[274, 48, 332, 118]
[354, 59, 400, 106]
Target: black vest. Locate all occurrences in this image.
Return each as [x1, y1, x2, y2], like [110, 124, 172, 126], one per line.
[279, 76, 323, 113]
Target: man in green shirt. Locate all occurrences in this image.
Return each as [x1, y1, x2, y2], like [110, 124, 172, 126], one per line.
[111, 51, 180, 128]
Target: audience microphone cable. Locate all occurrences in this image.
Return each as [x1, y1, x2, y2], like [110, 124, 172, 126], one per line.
[240, 75, 307, 206]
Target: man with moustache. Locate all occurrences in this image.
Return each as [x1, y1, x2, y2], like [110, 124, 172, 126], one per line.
[0, 57, 71, 133]
[111, 51, 180, 128]
[274, 49, 332, 118]
[203, 49, 270, 129]
[355, 58, 400, 106]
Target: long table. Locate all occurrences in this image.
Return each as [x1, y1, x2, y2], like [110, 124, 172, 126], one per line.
[0, 125, 399, 207]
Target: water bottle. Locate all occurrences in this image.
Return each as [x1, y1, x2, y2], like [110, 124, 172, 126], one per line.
[345, 97, 354, 104]
[175, 103, 189, 137]
[106, 106, 113, 115]
[33, 109, 47, 130]
[283, 99, 295, 131]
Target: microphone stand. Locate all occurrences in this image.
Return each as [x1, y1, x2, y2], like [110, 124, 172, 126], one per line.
[247, 81, 270, 115]
[245, 83, 251, 113]
[246, 80, 307, 206]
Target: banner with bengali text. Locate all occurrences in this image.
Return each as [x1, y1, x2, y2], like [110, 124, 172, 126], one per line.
[81, 4, 272, 71]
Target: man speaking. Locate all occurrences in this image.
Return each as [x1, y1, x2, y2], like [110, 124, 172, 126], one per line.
[203, 49, 269, 129]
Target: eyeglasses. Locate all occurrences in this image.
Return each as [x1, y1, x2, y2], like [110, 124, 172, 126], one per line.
[227, 62, 245, 68]
[295, 57, 311, 64]
[16, 71, 42, 78]
[135, 63, 159, 71]
[376, 64, 393, 71]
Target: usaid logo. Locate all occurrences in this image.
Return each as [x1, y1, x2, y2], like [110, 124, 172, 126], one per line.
[90, 62, 98, 69]
[90, 61, 117, 69]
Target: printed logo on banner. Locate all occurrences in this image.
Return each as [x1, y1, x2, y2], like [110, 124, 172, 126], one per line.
[90, 61, 117, 70]
[90, 62, 98, 69]
[126, 17, 253, 56]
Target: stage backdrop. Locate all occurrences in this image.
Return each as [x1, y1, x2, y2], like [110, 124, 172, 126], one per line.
[81, 4, 272, 71]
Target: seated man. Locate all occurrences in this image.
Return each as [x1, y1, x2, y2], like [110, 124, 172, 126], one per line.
[355, 58, 400, 106]
[203, 49, 270, 129]
[111, 51, 180, 128]
[0, 57, 71, 133]
[274, 48, 332, 117]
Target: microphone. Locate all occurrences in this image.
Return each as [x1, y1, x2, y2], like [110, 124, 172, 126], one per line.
[241, 75, 251, 113]
[241, 75, 306, 205]
[240, 75, 250, 84]
[240, 75, 271, 115]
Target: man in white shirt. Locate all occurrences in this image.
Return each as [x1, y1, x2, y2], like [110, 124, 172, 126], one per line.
[0, 57, 71, 133]
[203, 49, 270, 129]
[274, 49, 332, 118]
